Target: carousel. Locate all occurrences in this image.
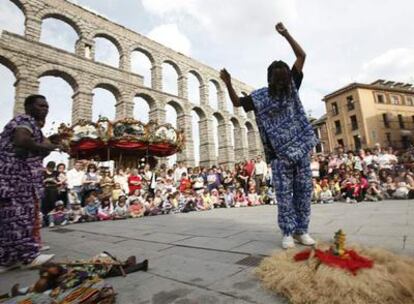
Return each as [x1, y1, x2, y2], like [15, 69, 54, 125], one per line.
[57, 117, 185, 168]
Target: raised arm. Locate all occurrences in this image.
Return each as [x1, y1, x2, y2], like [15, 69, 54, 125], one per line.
[220, 69, 241, 107]
[275, 22, 306, 72]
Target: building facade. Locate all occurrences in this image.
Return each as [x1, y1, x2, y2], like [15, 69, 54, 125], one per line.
[323, 80, 414, 152]
[0, 0, 263, 168]
[311, 114, 329, 154]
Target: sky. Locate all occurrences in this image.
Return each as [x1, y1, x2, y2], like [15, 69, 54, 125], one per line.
[0, 0, 414, 164]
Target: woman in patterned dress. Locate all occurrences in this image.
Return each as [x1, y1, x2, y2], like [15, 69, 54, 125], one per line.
[0, 95, 59, 272]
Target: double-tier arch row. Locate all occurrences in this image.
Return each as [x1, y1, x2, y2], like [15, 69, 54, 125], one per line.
[0, 0, 263, 167]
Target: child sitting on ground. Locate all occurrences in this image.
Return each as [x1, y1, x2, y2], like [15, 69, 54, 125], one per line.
[68, 201, 84, 224]
[83, 193, 99, 221]
[234, 188, 248, 207]
[97, 197, 113, 221]
[210, 189, 221, 208]
[311, 178, 322, 204]
[365, 180, 384, 202]
[48, 200, 69, 227]
[328, 179, 341, 201]
[195, 193, 206, 211]
[224, 187, 235, 208]
[113, 196, 128, 220]
[319, 185, 334, 204]
[247, 185, 261, 206]
[201, 189, 213, 210]
[128, 198, 145, 218]
[112, 183, 124, 205]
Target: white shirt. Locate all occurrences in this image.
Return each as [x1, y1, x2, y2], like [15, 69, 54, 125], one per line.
[174, 167, 187, 182]
[255, 160, 267, 176]
[67, 169, 85, 189]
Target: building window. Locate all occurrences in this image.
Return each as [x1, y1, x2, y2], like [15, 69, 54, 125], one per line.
[391, 95, 400, 105]
[331, 102, 339, 116]
[337, 139, 344, 148]
[402, 136, 411, 149]
[398, 114, 405, 129]
[353, 135, 361, 150]
[335, 120, 342, 134]
[386, 133, 391, 145]
[350, 115, 358, 130]
[346, 95, 355, 111]
[406, 96, 414, 106]
[382, 113, 390, 128]
[377, 94, 385, 104]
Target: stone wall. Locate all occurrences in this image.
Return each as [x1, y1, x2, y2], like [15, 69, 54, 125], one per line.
[0, 0, 263, 167]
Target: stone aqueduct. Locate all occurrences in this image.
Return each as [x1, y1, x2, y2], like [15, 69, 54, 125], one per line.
[0, 0, 263, 167]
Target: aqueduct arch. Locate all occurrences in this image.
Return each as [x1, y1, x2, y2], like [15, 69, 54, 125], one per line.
[0, 0, 263, 167]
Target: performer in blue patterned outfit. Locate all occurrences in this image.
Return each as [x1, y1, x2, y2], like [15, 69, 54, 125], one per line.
[221, 23, 318, 249]
[0, 95, 58, 272]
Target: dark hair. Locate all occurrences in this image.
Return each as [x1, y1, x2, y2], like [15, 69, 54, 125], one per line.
[46, 161, 56, 169]
[267, 60, 292, 98]
[87, 163, 97, 172]
[24, 95, 45, 111]
[57, 163, 66, 170]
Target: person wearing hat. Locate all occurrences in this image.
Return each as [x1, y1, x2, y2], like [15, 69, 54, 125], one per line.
[365, 179, 384, 202]
[220, 22, 317, 249]
[68, 200, 84, 224]
[47, 200, 69, 227]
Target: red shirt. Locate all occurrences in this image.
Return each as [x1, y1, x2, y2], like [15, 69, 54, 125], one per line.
[245, 161, 255, 177]
[128, 175, 142, 194]
[179, 178, 192, 193]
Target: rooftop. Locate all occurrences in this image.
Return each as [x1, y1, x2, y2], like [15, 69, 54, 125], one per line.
[323, 79, 414, 101]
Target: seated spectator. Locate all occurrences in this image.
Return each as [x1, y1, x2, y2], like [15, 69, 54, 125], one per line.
[328, 179, 341, 201]
[393, 169, 414, 199]
[113, 197, 128, 220]
[179, 172, 192, 193]
[341, 173, 358, 204]
[234, 188, 248, 207]
[181, 190, 197, 213]
[164, 169, 176, 192]
[383, 176, 396, 199]
[128, 189, 144, 206]
[68, 201, 84, 224]
[247, 185, 261, 206]
[224, 187, 235, 208]
[207, 169, 218, 192]
[354, 171, 368, 202]
[83, 192, 99, 222]
[311, 178, 322, 203]
[112, 183, 124, 205]
[97, 197, 113, 221]
[319, 185, 334, 204]
[145, 196, 161, 216]
[160, 194, 174, 214]
[195, 193, 206, 211]
[128, 198, 145, 218]
[48, 201, 69, 227]
[365, 179, 384, 201]
[211, 189, 221, 208]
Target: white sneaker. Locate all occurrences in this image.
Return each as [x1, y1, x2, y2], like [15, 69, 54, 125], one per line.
[60, 220, 67, 226]
[40, 245, 50, 252]
[49, 222, 55, 228]
[293, 233, 316, 246]
[282, 235, 295, 249]
[346, 197, 351, 203]
[26, 254, 55, 269]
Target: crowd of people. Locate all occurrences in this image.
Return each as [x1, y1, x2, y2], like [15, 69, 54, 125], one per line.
[40, 144, 414, 228]
[40, 155, 276, 227]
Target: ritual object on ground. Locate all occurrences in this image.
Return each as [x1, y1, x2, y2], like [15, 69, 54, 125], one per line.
[255, 230, 414, 304]
[0, 253, 149, 304]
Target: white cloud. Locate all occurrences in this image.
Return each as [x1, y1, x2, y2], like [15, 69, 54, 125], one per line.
[147, 24, 191, 55]
[142, 0, 297, 40]
[357, 48, 414, 84]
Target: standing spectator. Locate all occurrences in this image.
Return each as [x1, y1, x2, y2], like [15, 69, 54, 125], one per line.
[174, 162, 187, 185]
[143, 164, 156, 195]
[100, 170, 114, 198]
[82, 164, 100, 202]
[377, 147, 398, 170]
[179, 172, 192, 193]
[128, 169, 142, 195]
[244, 159, 255, 182]
[56, 163, 68, 206]
[254, 155, 267, 193]
[310, 155, 320, 178]
[113, 168, 129, 194]
[318, 154, 328, 178]
[207, 168, 218, 191]
[67, 161, 85, 202]
[42, 161, 59, 222]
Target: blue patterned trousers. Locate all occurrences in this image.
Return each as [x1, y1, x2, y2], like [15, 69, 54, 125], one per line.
[271, 155, 312, 236]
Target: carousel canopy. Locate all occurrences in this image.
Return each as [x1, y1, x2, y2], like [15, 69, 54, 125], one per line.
[57, 117, 185, 160]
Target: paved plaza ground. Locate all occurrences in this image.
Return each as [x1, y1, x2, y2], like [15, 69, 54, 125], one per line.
[1, 200, 413, 303]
